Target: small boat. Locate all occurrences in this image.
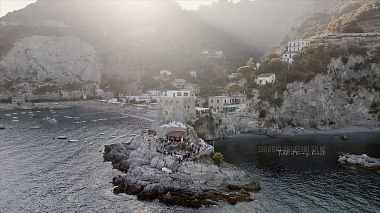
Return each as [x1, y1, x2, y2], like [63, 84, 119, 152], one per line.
[47, 117, 57, 124]
[68, 139, 79, 143]
[82, 121, 87, 123]
[12, 117, 18, 119]
[74, 121, 81, 124]
[119, 135, 127, 138]
[29, 125, 41, 129]
[92, 120, 97, 122]
[36, 111, 41, 113]
[12, 120, 20, 122]
[130, 134, 136, 136]
[98, 133, 105, 135]
[109, 135, 117, 139]
[74, 117, 80, 119]
[57, 136, 67, 139]
[5, 114, 11, 117]
[0, 125, 5, 130]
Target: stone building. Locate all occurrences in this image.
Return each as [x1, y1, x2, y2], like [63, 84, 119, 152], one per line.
[208, 94, 247, 113]
[282, 39, 312, 64]
[156, 91, 196, 124]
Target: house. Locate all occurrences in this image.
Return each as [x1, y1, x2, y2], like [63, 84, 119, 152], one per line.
[159, 69, 172, 76]
[208, 94, 247, 113]
[184, 83, 200, 96]
[12, 96, 26, 105]
[163, 90, 192, 97]
[255, 73, 276, 85]
[195, 107, 210, 117]
[172, 79, 187, 89]
[214, 50, 224, 57]
[282, 39, 312, 64]
[189, 70, 197, 78]
[227, 72, 240, 80]
[147, 90, 162, 96]
[82, 94, 87, 100]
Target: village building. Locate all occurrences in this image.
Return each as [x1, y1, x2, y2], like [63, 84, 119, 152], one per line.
[189, 70, 197, 78]
[208, 94, 247, 113]
[123, 94, 153, 103]
[195, 107, 210, 117]
[255, 73, 276, 85]
[163, 90, 193, 97]
[227, 72, 240, 80]
[12, 95, 26, 105]
[172, 79, 187, 89]
[214, 50, 224, 57]
[147, 90, 162, 96]
[159, 69, 172, 76]
[184, 83, 200, 96]
[282, 39, 312, 64]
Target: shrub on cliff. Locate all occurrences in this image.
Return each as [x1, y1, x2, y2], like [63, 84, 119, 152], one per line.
[213, 152, 224, 165]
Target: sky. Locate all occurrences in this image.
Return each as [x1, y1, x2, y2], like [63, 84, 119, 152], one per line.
[0, 0, 244, 17]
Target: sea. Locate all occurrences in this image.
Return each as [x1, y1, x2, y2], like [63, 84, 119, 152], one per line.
[0, 106, 379, 213]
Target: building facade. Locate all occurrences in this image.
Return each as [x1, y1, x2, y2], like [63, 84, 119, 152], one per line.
[282, 39, 312, 64]
[255, 73, 276, 85]
[157, 95, 196, 124]
[208, 94, 247, 113]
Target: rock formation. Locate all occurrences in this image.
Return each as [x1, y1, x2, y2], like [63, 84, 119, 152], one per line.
[103, 136, 260, 208]
[338, 153, 380, 171]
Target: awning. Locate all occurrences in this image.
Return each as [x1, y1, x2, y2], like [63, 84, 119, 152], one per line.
[166, 131, 185, 137]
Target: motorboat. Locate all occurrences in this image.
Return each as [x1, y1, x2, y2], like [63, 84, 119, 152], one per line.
[29, 125, 41, 129]
[68, 139, 79, 142]
[57, 136, 67, 139]
[0, 125, 5, 130]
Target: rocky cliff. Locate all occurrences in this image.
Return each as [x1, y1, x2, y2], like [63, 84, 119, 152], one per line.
[279, 54, 380, 128]
[0, 36, 101, 83]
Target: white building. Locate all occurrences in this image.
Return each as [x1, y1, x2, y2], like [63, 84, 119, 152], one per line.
[282, 39, 311, 64]
[255, 73, 276, 85]
[172, 79, 187, 89]
[287, 40, 311, 52]
[163, 90, 193, 97]
[184, 83, 200, 96]
[159, 69, 172, 76]
[227, 72, 240, 80]
[214, 50, 224, 57]
[189, 70, 197, 78]
[147, 90, 162, 96]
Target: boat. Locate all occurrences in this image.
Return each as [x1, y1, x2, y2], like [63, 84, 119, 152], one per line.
[68, 139, 79, 143]
[5, 114, 11, 117]
[57, 136, 67, 139]
[12, 120, 20, 122]
[98, 133, 105, 135]
[130, 134, 137, 136]
[0, 125, 5, 130]
[82, 121, 87, 123]
[12, 117, 18, 119]
[29, 125, 41, 129]
[47, 116, 57, 124]
[74, 121, 81, 124]
[119, 135, 127, 138]
[109, 135, 117, 139]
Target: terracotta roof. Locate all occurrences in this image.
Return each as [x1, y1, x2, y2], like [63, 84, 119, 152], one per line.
[166, 131, 185, 137]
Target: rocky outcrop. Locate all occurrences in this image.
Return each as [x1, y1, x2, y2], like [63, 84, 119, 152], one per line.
[279, 55, 380, 128]
[0, 35, 101, 84]
[104, 136, 260, 208]
[338, 153, 380, 171]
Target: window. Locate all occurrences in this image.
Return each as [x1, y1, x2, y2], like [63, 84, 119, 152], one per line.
[184, 92, 188, 96]
[217, 100, 219, 104]
[211, 99, 213, 103]
[177, 92, 182, 96]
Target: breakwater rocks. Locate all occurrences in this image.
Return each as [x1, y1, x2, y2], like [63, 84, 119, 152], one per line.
[338, 153, 380, 171]
[104, 136, 260, 208]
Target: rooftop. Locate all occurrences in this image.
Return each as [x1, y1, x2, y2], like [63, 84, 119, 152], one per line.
[257, 73, 275, 78]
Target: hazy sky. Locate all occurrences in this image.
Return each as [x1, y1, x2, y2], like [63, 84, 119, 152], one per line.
[0, 0, 244, 17]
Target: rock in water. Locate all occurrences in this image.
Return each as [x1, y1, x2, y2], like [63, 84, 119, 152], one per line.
[338, 153, 380, 171]
[104, 136, 260, 208]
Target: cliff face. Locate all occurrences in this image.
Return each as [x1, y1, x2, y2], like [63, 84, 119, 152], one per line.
[0, 36, 101, 84]
[279, 55, 380, 128]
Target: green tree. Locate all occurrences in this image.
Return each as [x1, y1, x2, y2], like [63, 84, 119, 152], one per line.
[213, 152, 224, 165]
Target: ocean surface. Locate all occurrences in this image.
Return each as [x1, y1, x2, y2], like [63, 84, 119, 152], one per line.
[1, 107, 379, 213]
